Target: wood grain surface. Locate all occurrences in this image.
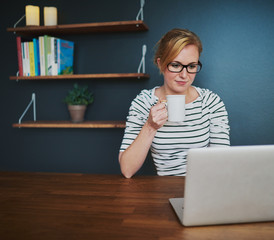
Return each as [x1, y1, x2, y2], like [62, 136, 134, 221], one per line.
[0, 172, 273, 240]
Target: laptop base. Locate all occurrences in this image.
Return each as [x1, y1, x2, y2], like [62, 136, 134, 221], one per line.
[169, 198, 184, 225]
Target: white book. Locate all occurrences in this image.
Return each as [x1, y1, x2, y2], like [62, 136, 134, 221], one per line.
[50, 37, 58, 75]
[21, 42, 26, 76]
[24, 42, 30, 76]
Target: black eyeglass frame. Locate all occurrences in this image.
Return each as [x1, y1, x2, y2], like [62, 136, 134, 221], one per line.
[167, 61, 202, 74]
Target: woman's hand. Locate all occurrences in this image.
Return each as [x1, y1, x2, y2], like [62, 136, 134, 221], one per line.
[146, 101, 168, 130]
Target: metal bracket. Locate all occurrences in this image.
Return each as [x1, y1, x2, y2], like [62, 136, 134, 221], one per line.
[16, 71, 19, 82]
[136, 0, 145, 21]
[13, 15, 26, 33]
[137, 44, 147, 74]
[18, 93, 37, 124]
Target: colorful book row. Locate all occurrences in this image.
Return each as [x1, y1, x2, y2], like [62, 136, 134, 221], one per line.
[16, 35, 74, 76]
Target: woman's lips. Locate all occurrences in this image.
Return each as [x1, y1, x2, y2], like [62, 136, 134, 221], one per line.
[175, 80, 187, 86]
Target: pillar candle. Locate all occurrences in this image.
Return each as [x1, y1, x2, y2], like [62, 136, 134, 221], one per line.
[44, 7, 58, 26]
[25, 5, 40, 26]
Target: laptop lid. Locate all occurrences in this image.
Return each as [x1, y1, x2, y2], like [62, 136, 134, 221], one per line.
[170, 145, 274, 226]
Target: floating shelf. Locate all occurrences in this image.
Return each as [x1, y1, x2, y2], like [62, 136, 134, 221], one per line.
[13, 120, 126, 129]
[9, 73, 150, 81]
[7, 20, 148, 36]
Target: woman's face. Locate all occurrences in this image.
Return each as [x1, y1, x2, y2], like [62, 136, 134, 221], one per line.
[160, 44, 200, 95]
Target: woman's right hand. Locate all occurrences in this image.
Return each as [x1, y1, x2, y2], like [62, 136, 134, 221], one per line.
[146, 101, 168, 130]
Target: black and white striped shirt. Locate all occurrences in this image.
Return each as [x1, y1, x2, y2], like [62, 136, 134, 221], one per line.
[120, 86, 230, 176]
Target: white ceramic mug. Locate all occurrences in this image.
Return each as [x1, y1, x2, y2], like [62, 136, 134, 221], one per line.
[166, 95, 185, 122]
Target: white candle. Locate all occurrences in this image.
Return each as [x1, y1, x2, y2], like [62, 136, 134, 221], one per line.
[44, 7, 58, 26]
[25, 5, 40, 26]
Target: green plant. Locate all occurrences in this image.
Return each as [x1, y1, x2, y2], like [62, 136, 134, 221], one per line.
[64, 83, 94, 105]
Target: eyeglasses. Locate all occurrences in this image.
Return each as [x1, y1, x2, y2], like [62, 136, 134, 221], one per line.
[167, 61, 202, 74]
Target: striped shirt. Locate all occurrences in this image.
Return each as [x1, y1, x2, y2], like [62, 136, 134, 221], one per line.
[120, 86, 230, 176]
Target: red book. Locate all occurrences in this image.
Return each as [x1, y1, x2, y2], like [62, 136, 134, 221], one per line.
[16, 36, 23, 76]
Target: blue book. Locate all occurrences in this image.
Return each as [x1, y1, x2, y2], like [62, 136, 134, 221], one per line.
[57, 38, 74, 75]
[33, 38, 40, 76]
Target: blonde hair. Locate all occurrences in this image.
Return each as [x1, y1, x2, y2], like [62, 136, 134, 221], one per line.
[154, 28, 203, 72]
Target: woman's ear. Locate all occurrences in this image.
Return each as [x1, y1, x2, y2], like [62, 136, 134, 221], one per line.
[157, 58, 163, 73]
[157, 58, 161, 67]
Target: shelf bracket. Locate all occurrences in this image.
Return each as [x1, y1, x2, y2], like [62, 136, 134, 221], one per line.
[13, 14, 26, 33]
[16, 71, 19, 82]
[136, 0, 145, 21]
[18, 93, 37, 124]
[137, 44, 147, 74]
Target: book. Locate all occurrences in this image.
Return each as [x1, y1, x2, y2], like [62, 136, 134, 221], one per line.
[47, 36, 56, 76]
[57, 38, 74, 75]
[33, 38, 40, 76]
[51, 37, 58, 75]
[44, 35, 50, 75]
[26, 42, 30, 76]
[16, 36, 23, 76]
[39, 36, 45, 75]
[29, 41, 35, 76]
[23, 42, 30, 76]
[21, 42, 26, 76]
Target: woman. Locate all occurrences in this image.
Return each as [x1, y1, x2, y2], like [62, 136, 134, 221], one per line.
[119, 28, 230, 178]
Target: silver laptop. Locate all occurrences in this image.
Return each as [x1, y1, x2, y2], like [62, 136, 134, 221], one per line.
[169, 145, 274, 226]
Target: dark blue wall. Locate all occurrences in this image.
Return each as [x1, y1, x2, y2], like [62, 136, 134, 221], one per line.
[1, 0, 274, 175]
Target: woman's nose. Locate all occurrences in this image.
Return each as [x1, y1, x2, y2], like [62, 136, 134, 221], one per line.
[179, 67, 188, 78]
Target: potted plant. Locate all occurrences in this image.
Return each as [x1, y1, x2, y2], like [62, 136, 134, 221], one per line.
[63, 83, 94, 123]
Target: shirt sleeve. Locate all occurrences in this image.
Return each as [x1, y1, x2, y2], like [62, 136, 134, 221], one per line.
[205, 92, 230, 147]
[119, 91, 153, 152]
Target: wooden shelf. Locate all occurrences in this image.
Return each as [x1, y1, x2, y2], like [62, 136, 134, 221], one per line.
[9, 73, 149, 81]
[12, 120, 126, 129]
[7, 20, 148, 36]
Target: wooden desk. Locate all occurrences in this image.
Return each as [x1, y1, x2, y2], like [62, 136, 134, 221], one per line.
[0, 172, 274, 240]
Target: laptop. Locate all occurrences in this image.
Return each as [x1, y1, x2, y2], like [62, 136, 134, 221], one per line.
[169, 145, 274, 226]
